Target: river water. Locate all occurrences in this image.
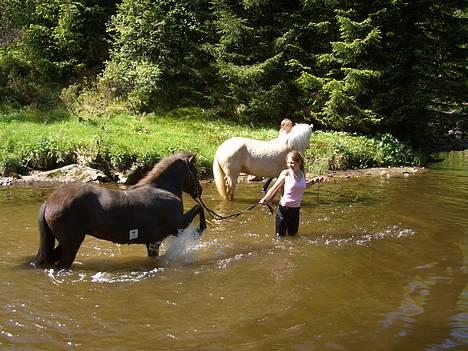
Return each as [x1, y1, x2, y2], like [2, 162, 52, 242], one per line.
[0, 151, 467, 350]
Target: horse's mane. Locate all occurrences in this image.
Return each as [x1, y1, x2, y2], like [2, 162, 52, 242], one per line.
[287, 123, 313, 152]
[132, 151, 194, 187]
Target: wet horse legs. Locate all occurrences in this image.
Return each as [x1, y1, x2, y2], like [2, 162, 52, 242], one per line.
[144, 206, 206, 258]
[180, 204, 206, 234]
[146, 242, 161, 257]
[56, 233, 85, 269]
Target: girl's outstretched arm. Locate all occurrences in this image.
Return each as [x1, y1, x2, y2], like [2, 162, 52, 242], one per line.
[306, 175, 324, 189]
[259, 170, 287, 204]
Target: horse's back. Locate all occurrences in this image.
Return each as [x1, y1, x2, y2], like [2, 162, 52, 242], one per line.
[45, 182, 97, 213]
[44, 183, 116, 229]
[44, 183, 181, 243]
[217, 137, 287, 175]
[216, 137, 285, 162]
[215, 137, 248, 159]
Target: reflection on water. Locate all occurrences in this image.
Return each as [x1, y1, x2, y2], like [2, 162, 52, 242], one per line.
[0, 151, 467, 350]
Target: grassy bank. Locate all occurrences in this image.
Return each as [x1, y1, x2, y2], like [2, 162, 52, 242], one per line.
[0, 107, 423, 178]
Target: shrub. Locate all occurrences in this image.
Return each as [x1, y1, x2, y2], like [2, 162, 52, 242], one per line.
[0, 50, 59, 107]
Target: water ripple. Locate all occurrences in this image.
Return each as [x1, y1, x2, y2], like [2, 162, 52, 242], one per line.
[302, 224, 416, 247]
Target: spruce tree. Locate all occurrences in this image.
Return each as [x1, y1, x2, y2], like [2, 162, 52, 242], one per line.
[209, 0, 308, 121]
[102, 0, 211, 110]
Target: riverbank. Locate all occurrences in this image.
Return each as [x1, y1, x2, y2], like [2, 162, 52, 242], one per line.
[239, 166, 427, 185]
[1, 108, 424, 180]
[0, 163, 427, 187]
[321, 165, 428, 180]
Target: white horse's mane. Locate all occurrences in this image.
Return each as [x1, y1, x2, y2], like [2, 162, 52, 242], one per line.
[287, 123, 312, 152]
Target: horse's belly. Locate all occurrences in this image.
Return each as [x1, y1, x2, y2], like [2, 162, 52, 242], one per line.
[91, 221, 176, 245]
[243, 157, 285, 177]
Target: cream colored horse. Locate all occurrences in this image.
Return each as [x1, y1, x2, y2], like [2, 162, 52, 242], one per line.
[213, 123, 313, 200]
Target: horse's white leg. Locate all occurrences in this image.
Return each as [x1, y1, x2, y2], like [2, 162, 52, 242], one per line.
[224, 173, 238, 201]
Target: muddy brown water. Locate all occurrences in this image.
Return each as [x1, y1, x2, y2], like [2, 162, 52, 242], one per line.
[0, 151, 467, 350]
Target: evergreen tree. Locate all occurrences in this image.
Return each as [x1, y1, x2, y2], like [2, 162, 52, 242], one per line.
[1, 0, 116, 105]
[296, 0, 467, 141]
[25, 0, 117, 79]
[385, 0, 467, 143]
[209, 0, 308, 121]
[1, 0, 465, 147]
[0, 0, 35, 47]
[102, 0, 211, 110]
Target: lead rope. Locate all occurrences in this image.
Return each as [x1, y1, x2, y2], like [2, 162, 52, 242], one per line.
[193, 196, 274, 221]
[186, 159, 273, 220]
[317, 169, 321, 204]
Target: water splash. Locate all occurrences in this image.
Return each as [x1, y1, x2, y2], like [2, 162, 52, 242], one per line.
[161, 226, 201, 264]
[42, 227, 202, 284]
[89, 268, 164, 283]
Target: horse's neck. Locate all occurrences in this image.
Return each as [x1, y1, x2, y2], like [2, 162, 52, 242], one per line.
[142, 161, 184, 197]
[153, 178, 182, 197]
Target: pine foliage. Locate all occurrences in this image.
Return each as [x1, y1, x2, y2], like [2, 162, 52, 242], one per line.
[0, 0, 466, 146]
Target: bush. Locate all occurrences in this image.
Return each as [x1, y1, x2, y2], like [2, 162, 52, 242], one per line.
[0, 50, 60, 107]
[100, 58, 162, 112]
[306, 131, 421, 173]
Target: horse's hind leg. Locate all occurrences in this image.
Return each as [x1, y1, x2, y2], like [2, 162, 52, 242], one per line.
[34, 203, 56, 267]
[224, 173, 239, 201]
[56, 234, 85, 269]
[146, 242, 161, 257]
[51, 245, 62, 264]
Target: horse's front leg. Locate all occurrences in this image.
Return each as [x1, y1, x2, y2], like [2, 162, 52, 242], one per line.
[198, 206, 206, 233]
[179, 204, 206, 235]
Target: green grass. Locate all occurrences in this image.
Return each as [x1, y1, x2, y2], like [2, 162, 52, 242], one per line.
[0, 106, 422, 177]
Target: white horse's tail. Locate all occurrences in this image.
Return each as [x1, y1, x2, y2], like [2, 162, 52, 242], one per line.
[213, 152, 228, 200]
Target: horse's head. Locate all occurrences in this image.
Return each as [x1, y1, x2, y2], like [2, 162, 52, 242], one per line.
[183, 153, 203, 199]
[288, 123, 313, 153]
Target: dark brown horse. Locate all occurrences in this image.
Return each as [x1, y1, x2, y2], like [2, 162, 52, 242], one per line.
[33, 152, 206, 269]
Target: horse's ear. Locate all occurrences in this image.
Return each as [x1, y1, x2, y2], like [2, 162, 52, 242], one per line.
[188, 153, 197, 163]
[309, 123, 314, 130]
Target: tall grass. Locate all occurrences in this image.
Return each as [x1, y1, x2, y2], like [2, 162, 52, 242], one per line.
[0, 106, 422, 177]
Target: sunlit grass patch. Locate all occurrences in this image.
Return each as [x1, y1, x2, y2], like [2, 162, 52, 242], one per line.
[0, 106, 422, 177]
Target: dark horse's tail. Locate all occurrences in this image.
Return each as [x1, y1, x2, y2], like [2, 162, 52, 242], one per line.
[33, 202, 55, 267]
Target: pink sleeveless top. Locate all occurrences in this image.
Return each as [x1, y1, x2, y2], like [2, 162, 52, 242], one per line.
[280, 169, 306, 208]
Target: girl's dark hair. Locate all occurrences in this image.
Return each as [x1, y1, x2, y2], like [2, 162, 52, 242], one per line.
[287, 150, 305, 173]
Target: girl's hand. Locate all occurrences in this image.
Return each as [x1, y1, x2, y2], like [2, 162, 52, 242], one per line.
[306, 175, 325, 188]
[313, 176, 325, 183]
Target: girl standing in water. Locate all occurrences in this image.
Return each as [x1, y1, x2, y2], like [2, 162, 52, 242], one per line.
[259, 150, 323, 236]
